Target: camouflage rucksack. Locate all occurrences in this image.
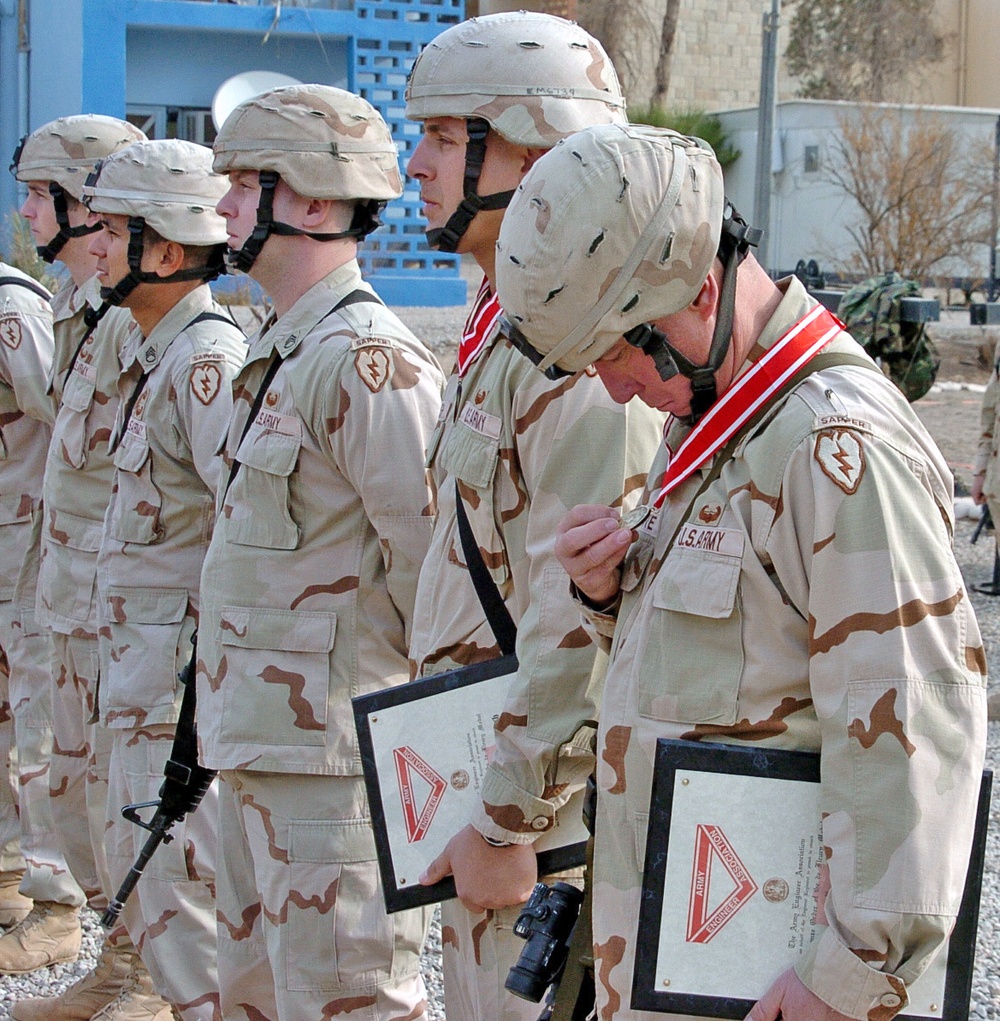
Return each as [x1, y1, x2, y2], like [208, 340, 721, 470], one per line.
[838, 271, 940, 402]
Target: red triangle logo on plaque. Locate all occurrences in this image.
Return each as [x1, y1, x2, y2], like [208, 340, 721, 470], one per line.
[393, 746, 448, 843]
[686, 823, 759, 943]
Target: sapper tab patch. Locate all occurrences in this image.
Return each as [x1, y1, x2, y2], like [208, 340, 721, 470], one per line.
[393, 746, 448, 843]
[814, 428, 866, 495]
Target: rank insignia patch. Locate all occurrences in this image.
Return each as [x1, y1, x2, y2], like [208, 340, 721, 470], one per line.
[814, 428, 865, 494]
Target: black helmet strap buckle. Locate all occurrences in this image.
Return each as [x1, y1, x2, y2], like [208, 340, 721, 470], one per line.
[231, 170, 383, 273]
[620, 200, 762, 424]
[426, 117, 515, 253]
[36, 182, 101, 264]
[101, 216, 226, 307]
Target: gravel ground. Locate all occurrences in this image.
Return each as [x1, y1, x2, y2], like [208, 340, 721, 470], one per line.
[0, 285, 997, 1018]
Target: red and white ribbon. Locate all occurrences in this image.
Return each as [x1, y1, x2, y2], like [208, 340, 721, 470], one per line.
[652, 305, 844, 507]
[457, 277, 502, 378]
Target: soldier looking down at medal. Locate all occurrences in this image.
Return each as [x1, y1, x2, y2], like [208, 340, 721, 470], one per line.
[7, 114, 167, 1021]
[82, 138, 247, 1020]
[201, 84, 443, 1021]
[404, 12, 664, 1019]
[494, 123, 988, 1021]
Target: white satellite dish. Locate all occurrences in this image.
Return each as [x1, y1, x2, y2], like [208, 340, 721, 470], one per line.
[212, 71, 303, 131]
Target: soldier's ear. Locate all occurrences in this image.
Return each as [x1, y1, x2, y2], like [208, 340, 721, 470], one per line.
[521, 147, 546, 176]
[151, 239, 188, 278]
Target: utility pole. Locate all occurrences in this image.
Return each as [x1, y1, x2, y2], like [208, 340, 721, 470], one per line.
[753, 0, 780, 274]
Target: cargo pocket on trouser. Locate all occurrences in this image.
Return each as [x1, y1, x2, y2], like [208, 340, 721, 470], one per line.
[217, 607, 335, 747]
[0, 498, 33, 601]
[100, 587, 190, 721]
[285, 817, 403, 993]
[637, 544, 745, 725]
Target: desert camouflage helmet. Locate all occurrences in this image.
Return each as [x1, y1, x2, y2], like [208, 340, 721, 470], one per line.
[213, 84, 401, 270]
[213, 84, 402, 200]
[10, 114, 147, 262]
[404, 11, 626, 148]
[405, 11, 626, 253]
[83, 139, 229, 305]
[84, 139, 228, 245]
[496, 123, 760, 420]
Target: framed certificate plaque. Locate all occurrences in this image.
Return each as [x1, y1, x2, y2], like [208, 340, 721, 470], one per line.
[632, 739, 992, 1020]
[353, 655, 588, 912]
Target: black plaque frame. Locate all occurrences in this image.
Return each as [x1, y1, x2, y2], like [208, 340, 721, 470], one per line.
[353, 654, 587, 912]
[632, 739, 992, 1020]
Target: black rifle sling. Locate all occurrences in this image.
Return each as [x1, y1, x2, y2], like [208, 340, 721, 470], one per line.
[223, 288, 379, 500]
[454, 479, 517, 658]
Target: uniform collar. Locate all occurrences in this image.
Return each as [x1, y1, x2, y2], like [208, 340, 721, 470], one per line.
[120, 285, 214, 373]
[247, 260, 366, 365]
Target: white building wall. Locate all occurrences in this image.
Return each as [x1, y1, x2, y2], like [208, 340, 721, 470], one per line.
[716, 99, 1000, 281]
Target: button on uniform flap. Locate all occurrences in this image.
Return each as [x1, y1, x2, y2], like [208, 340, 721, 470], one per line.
[437, 413, 500, 490]
[235, 420, 302, 478]
[218, 606, 336, 654]
[654, 528, 745, 620]
[0, 496, 32, 527]
[112, 427, 150, 473]
[48, 509, 105, 552]
[60, 368, 96, 414]
[106, 585, 188, 625]
[289, 818, 376, 864]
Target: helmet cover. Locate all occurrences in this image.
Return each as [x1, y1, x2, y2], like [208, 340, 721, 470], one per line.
[495, 123, 724, 375]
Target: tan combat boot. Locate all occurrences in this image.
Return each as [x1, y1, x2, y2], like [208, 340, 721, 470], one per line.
[89, 954, 174, 1021]
[0, 871, 32, 928]
[0, 900, 80, 973]
[11, 941, 141, 1021]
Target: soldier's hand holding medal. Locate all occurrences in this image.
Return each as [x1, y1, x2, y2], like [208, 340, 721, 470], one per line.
[555, 504, 646, 608]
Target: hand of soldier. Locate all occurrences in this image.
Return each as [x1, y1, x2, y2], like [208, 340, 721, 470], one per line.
[744, 968, 854, 1021]
[555, 504, 634, 606]
[971, 474, 986, 505]
[419, 823, 537, 914]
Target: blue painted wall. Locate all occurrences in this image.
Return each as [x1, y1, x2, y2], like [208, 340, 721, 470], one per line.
[2, 0, 466, 306]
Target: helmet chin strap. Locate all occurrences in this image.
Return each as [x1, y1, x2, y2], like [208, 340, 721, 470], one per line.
[228, 170, 386, 273]
[623, 201, 762, 425]
[425, 118, 515, 253]
[100, 217, 226, 307]
[37, 182, 101, 264]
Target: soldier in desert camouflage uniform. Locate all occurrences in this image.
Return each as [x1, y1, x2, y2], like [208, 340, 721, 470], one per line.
[970, 339, 1000, 721]
[81, 138, 246, 1021]
[199, 84, 443, 1020]
[404, 14, 664, 1020]
[0, 261, 68, 939]
[6, 116, 159, 1021]
[495, 123, 988, 1021]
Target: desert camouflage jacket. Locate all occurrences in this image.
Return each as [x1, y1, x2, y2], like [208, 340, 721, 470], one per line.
[409, 279, 664, 842]
[198, 260, 444, 774]
[36, 277, 134, 636]
[0, 263, 54, 602]
[96, 286, 245, 728]
[581, 278, 987, 1020]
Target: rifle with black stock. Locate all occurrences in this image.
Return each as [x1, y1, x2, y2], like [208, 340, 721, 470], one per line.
[101, 633, 216, 928]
